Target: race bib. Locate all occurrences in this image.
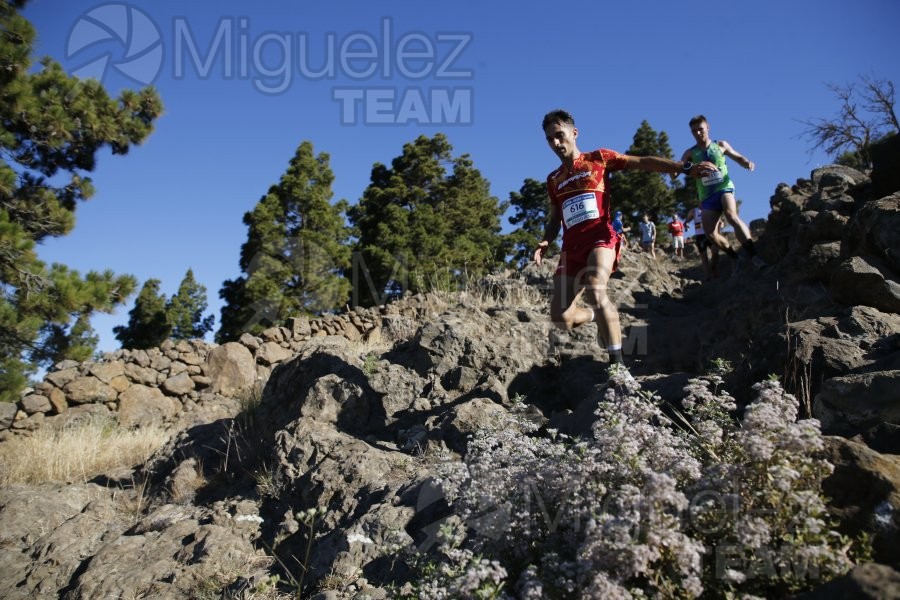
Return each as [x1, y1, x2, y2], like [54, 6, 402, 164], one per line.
[702, 170, 724, 187]
[562, 192, 600, 228]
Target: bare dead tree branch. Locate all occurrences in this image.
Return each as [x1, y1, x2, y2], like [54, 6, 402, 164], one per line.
[861, 75, 899, 133]
[798, 76, 897, 168]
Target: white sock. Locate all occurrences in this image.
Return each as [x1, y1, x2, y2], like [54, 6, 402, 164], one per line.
[607, 344, 622, 351]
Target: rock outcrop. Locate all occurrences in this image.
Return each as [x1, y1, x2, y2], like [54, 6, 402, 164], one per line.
[0, 163, 898, 598]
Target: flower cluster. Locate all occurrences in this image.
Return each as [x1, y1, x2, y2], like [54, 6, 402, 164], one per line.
[395, 521, 508, 599]
[685, 379, 852, 597]
[401, 375, 858, 598]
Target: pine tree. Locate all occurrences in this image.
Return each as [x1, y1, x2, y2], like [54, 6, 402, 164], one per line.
[166, 268, 214, 340]
[673, 178, 696, 217]
[41, 314, 99, 363]
[607, 120, 678, 223]
[504, 178, 557, 268]
[217, 141, 351, 342]
[348, 133, 506, 306]
[113, 279, 170, 350]
[0, 2, 162, 401]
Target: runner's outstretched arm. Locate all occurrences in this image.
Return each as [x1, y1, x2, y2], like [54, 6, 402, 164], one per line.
[719, 140, 755, 171]
[626, 154, 717, 177]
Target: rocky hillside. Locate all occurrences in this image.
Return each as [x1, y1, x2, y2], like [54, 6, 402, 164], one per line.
[0, 165, 898, 599]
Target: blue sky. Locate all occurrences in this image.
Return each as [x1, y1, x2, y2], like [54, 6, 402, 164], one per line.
[20, 0, 900, 353]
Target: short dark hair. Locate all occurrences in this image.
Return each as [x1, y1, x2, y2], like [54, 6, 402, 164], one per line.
[689, 114, 708, 128]
[542, 109, 575, 130]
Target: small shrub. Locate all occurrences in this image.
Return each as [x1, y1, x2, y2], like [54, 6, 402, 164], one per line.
[253, 463, 280, 498]
[362, 352, 380, 375]
[236, 380, 267, 426]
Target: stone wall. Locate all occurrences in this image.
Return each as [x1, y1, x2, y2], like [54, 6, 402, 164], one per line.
[1, 294, 445, 440]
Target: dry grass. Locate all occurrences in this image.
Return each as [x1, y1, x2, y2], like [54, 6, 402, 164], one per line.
[0, 416, 171, 485]
[464, 276, 546, 309]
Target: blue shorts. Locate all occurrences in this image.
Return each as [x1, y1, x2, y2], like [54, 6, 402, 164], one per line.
[700, 188, 735, 212]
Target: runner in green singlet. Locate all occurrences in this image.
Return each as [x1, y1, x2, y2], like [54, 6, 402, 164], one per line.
[679, 115, 766, 273]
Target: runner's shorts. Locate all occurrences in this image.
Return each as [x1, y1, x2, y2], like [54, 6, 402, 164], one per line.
[700, 188, 735, 212]
[555, 232, 622, 279]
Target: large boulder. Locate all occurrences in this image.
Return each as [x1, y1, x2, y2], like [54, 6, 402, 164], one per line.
[124, 362, 162, 386]
[118, 384, 181, 428]
[87, 361, 125, 384]
[0, 402, 16, 430]
[297, 374, 370, 434]
[440, 396, 509, 453]
[44, 367, 79, 389]
[261, 339, 379, 432]
[831, 255, 900, 314]
[796, 210, 848, 249]
[845, 193, 900, 274]
[822, 437, 900, 568]
[272, 420, 416, 583]
[832, 305, 900, 343]
[20, 394, 51, 415]
[412, 306, 552, 390]
[810, 164, 870, 188]
[0, 484, 125, 599]
[162, 371, 195, 396]
[63, 376, 118, 405]
[870, 134, 900, 198]
[813, 371, 900, 436]
[805, 241, 843, 282]
[64, 502, 267, 599]
[255, 341, 293, 366]
[367, 363, 428, 425]
[779, 316, 870, 411]
[205, 342, 256, 397]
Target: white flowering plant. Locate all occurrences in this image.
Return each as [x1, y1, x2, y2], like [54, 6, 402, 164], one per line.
[392, 520, 508, 599]
[398, 367, 864, 599]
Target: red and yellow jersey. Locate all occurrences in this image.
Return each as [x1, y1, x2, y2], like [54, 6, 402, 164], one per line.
[668, 220, 685, 236]
[546, 149, 629, 249]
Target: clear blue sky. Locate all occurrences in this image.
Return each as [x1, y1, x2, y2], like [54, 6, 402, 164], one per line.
[21, 0, 900, 353]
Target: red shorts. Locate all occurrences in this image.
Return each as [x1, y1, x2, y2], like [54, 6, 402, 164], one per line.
[555, 232, 623, 279]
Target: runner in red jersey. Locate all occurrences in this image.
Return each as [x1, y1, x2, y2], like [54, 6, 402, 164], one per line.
[534, 110, 713, 367]
[546, 148, 629, 278]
